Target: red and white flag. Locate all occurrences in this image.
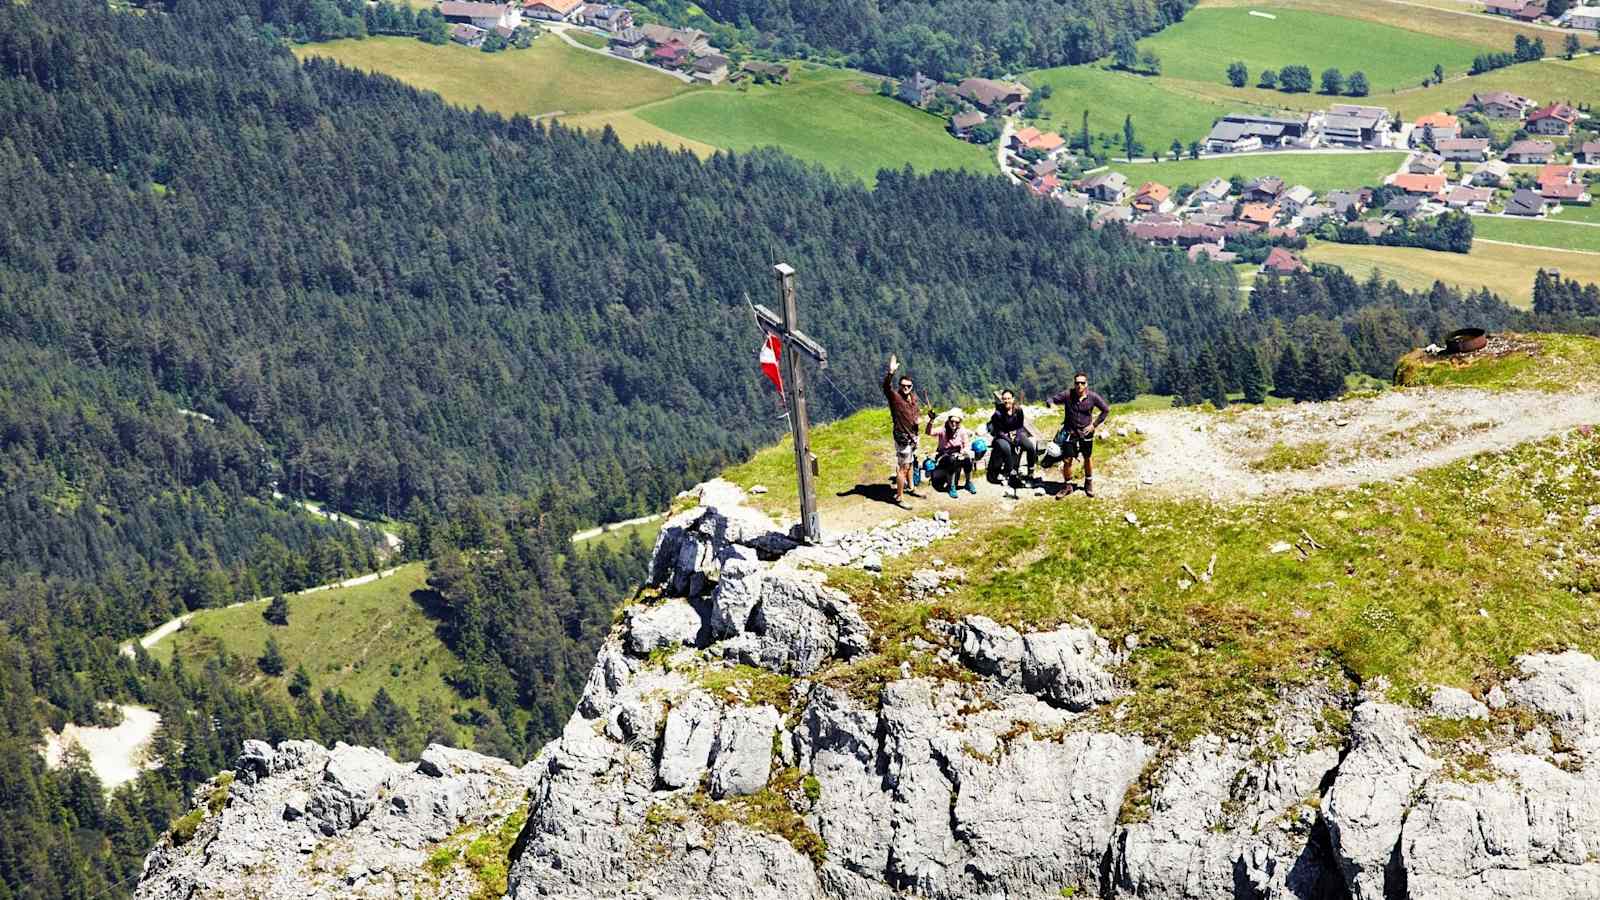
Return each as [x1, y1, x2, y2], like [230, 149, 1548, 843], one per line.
[759, 334, 784, 398]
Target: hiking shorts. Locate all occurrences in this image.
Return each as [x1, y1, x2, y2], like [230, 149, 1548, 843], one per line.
[1056, 427, 1094, 460]
[895, 435, 918, 466]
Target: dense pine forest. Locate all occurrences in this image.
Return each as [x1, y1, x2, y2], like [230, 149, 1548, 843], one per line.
[2, 1, 1596, 897]
[639, 0, 1197, 78]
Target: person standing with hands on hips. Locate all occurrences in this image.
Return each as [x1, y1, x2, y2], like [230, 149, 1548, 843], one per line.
[1048, 372, 1109, 498]
[881, 354, 922, 510]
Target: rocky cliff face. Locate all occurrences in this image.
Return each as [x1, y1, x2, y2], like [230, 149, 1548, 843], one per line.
[139, 480, 1600, 899]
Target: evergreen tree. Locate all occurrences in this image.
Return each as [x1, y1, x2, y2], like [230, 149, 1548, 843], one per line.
[1241, 347, 1269, 404]
[259, 638, 287, 677]
[264, 594, 290, 626]
[289, 665, 313, 698]
[1194, 347, 1229, 408]
[1273, 346, 1305, 401]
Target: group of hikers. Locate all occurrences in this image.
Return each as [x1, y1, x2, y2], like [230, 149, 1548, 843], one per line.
[882, 354, 1109, 510]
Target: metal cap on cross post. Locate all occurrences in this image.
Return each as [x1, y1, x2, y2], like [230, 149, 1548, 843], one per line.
[752, 263, 826, 545]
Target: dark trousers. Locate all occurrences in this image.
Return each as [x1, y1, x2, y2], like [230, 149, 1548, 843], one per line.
[987, 434, 1038, 482]
[932, 454, 974, 490]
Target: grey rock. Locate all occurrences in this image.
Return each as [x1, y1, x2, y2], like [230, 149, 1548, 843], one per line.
[1429, 685, 1488, 720]
[796, 687, 893, 884]
[1020, 626, 1118, 710]
[953, 731, 1151, 891]
[576, 638, 632, 719]
[709, 705, 781, 798]
[657, 691, 720, 789]
[709, 555, 765, 639]
[236, 739, 276, 784]
[136, 739, 530, 900]
[743, 569, 868, 675]
[306, 743, 406, 836]
[604, 694, 664, 747]
[957, 614, 1025, 684]
[1402, 752, 1600, 900]
[625, 598, 704, 656]
[1508, 650, 1600, 751]
[1324, 701, 1440, 900]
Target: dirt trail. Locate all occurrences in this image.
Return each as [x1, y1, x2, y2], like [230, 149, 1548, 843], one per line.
[1113, 388, 1600, 502]
[42, 704, 162, 791]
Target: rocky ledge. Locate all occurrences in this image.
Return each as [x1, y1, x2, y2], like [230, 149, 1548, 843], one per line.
[140, 479, 1600, 899]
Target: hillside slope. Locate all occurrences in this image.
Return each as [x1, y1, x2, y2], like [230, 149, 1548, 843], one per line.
[138, 334, 1600, 900]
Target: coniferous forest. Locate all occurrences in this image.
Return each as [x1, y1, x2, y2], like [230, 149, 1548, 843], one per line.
[1, 1, 1595, 897]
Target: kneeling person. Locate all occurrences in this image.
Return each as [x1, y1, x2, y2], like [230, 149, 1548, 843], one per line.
[1049, 372, 1109, 498]
[925, 407, 977, 498]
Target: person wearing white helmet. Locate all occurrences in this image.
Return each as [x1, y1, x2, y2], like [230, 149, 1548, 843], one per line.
[924, 407, 977, 498]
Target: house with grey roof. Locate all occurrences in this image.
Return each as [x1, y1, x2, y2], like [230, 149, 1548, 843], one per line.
[1080, 171, 1129, 203]
[1322, 104, 1391, 147]
[1505, 188, 1546, 217]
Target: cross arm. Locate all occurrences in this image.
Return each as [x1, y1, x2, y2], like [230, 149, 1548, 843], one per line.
[751, 304, 828, 366]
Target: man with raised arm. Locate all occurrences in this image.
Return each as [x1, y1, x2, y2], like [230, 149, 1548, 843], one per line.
[1048, 372, 1109, 498]
[882, 354, 922, 510]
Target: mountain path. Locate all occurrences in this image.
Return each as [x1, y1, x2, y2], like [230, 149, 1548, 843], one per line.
[1112, 387, 1600, 502]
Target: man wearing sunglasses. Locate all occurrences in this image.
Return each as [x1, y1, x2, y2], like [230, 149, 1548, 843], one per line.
[882, 353, 922, 510]
[1047, 372, 1109, 498]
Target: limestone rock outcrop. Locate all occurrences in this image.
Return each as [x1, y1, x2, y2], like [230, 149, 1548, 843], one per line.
[139, 479, 1600, 900]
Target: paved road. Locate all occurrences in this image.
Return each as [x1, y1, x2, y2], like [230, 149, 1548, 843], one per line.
[996, 119, 1022, 183]
[545, 23, 695, 83]
[571, 513, 664, 543]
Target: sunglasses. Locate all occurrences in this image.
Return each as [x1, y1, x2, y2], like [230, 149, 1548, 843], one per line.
[1075, 381, 1087, 386]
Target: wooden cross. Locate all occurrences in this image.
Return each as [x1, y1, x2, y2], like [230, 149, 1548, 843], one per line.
[753, 263, 827, 544]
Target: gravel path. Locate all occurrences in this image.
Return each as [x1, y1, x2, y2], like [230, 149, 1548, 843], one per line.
[1113, 388, 1600, 502]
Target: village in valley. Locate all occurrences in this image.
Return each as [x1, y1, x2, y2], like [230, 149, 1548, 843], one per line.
[297, 0, 1600, 301]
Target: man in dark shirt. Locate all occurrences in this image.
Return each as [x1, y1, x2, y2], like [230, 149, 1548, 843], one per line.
[882, 354, 921, 509]
[1048, 372, 1110, 498]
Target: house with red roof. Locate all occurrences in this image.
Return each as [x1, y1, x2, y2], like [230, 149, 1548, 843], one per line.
[1261, 247, 1308, 274]
[1390, 173, 1447, 198]
[1131, 182, 1174, 215]
[1528, 103, 1579, 136]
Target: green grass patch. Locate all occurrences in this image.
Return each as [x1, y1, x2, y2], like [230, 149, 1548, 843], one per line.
[1021, 66, 1271, 157]
[634, 66, 993, 182]
[1389, 56, 1600, 119]
[1473, 217, 1600, 254]
[1551, 204, 1600, 226]
[1395, 332, 1600, 390]
[698, 663, 796, 711]
[567, 30, 610, 49]
[577, 517, 663, 556]
[151, 562, 480, 721]
[168, 808, 205, 847]
[817, 385, 1600, 746]
[1303, 239, 1600, 310]
[689, 767, 827, 865]
[294, 36, 695, 118]
[1249, 440, 1330, 472]
[1138, 7, 1486, 94]
[1197, 0, 1550, 54]
[1106, 152, 1407, 193]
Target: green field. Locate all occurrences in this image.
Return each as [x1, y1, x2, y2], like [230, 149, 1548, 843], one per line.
[1105, 151, 1406, 192]
[634, 67, 993, 182]
[1138, 7, 1487, 93]
[296, 39, 988, 181]
[1473, 216, 1600, 253]
[1022, 66, 1276, 156]
[295, 36, 695, 117]
[567, 30, 610, 50]
[1552, 203, 1600, 225]
[1198, 0, 1551, 50]
[1389, 56, 1600, 118]
[1304, 239, 1600, 307]
[150, 563, 478, 720]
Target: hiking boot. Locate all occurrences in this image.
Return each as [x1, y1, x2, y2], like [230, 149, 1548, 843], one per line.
[895, 499, 913, 510]
[948, 485, 959, 499]
[1055, 483, 1076, 501]
[964, 482, 977, 495]
[906, 489, 924, 499]
[1084, 480, 1095, 498]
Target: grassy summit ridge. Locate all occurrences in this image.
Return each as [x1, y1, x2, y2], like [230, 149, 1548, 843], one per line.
[733, 335, 1600, 747]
